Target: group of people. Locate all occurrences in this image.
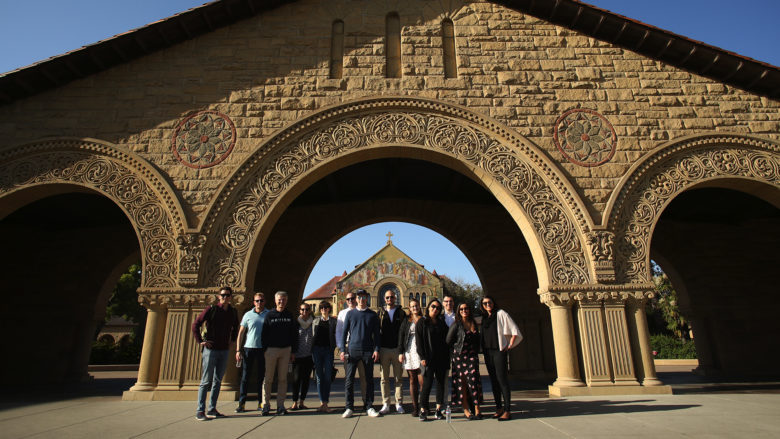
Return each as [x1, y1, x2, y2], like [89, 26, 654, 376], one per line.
[191, 286, 522, 423]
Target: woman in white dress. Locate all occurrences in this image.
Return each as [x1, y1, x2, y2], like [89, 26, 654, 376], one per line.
[398, 298, 423, 416]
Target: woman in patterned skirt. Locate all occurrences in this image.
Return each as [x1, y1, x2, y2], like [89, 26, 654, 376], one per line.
[398, 298, 424, 416]
[446, 303, 483, 420]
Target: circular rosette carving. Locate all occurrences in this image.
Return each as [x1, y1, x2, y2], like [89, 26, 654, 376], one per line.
[749, 153, 779, 180]
[172, 110, 236, 169]
[553, 109, 617, 167]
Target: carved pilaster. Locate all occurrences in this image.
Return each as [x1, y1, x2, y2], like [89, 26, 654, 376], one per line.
[176, 234, 207, 287]
[574, 292, 614, 386]
[626, 292, 663, 386]
[587, 230, 616, 283]
[129, 297, 167, 392]
[603, 293, 640, 386]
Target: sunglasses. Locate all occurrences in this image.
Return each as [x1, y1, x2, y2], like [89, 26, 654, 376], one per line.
[220, 294, 231, 297]
[459, 308, 469, 312]
[346, 297, 355, 301]
[430, 305, 441, 310]
[385, 296, 394, 299]
[254, 299, 264, 303]
[482, 301, 493, 306]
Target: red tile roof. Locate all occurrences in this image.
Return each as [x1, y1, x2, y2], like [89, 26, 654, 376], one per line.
[303, 272, 345, 301]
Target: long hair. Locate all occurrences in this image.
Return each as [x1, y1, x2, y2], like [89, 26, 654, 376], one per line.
[479, 295, 500, 317]
[408, 298, 423, 322]
[425, 298, 443, 321]
[457, 303, 477, 331]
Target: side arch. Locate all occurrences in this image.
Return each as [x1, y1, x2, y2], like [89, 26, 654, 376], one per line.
[605, 133, 780, 284]
[201, 97, 593, 290]
[0, 138, 187, 287]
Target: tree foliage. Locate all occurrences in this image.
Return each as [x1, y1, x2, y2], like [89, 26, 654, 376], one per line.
[439, 275, 483, 314]
[649, 261, 691, 340]
[90, 263, 145, 364]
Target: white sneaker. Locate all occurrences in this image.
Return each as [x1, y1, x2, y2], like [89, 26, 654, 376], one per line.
[367, 408, 381, 417]
[395, 404, 405, 414]
[378, 404, 390, 415]
[342, 408, 353, 418]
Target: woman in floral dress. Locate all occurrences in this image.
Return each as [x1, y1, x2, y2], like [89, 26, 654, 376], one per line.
[398, 298, 423, 416]
[446, 303, 483, 420]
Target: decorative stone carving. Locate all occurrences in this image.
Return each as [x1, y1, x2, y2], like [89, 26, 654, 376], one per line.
[553, 108, 617, 167]
[0, 139, 184, 288]
[586, 230, 616, 283]
[172, 111, 236, 169]
[138, 291, 246, 309]
[609, 135, 780, 283]
[176, 234, 207, 286]
[202, 98, 591, 288]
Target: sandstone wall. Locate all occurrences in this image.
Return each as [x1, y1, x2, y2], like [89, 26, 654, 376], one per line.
[1, 0, 778, 226]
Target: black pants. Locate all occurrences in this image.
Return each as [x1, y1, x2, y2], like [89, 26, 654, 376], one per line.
[484, 348, 511, 411]
[420, 363, 447, 411]
[291, 355, 314, 402]
[239, 347, 266, 405]
[345, 350, 375, 410]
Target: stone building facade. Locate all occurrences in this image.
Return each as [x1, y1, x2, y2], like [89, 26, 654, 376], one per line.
[0, 0, 777, 399]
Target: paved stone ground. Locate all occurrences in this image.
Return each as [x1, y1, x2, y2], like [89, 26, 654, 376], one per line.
[2, 369, 780, 438]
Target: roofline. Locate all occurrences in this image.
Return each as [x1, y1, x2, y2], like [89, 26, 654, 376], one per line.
[1, 0, 778, 105]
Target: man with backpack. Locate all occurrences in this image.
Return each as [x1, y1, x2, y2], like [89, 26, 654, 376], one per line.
[192, 286, 239, 421]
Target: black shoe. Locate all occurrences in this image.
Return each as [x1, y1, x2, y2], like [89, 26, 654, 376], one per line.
[206, 409, 226, 419]
[195, 412, 208, 421]
[411, 408, 419, 417]
[277, 408, 288, 416]
[235, 404, 245, 413]
[434, 409, 444, 420]
[419, 411, 427, 421]
[261, 407, 270, 416]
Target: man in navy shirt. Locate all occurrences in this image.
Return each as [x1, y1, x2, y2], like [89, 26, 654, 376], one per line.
[340, 289, 382, 418]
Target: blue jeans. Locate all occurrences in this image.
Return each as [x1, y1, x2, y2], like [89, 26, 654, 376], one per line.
[239, 348, 266, 405]
[197, 347, 228, 413]
[312, 346, 334, 403]
[345, 350, 374, 410]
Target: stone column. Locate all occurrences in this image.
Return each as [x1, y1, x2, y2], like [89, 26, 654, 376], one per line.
[129, 300, 167, 391]
[629, 295, 663, 386]
[541, 293, 584, 387]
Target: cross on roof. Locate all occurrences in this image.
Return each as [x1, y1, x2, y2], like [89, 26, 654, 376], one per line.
[386, 231, 393, 244]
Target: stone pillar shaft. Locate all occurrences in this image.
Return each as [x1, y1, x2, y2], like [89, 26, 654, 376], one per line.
[130, 304, 166, 391]
[632, 299, 662, 386]
[548, 303, 585, 387]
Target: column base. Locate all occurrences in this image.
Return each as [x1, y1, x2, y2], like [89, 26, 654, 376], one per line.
[548, 384, 672, 397]
[551, 378, 586, 388]
[122, 389, 240, 401]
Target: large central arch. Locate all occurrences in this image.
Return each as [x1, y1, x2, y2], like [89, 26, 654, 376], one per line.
[201, 97, 593, 291]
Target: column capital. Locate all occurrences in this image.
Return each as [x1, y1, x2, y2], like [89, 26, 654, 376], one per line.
[137, 288, 248, 309]
[540, 284, 655, 307]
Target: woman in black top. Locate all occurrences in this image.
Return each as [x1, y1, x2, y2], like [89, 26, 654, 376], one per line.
[415, 298, 449, 421]
[446, 303, 483, 420]
[311, 300, 337, 413]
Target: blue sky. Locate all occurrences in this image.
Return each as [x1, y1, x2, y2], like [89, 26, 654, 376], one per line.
[1, 0, 777, 294]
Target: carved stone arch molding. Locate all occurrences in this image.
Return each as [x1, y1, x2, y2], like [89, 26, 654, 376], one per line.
[606, 133, 780, 284]
[201, 97, 594, 289]
[0, 138, 188, 288]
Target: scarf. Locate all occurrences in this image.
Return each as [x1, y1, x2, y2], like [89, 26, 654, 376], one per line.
[298, 316, 313, 329]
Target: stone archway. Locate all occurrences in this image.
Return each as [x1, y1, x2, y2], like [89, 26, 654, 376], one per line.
[0, 138, 187, 287]
[606, 133, 780, 284]
[200, 97, 593, 292]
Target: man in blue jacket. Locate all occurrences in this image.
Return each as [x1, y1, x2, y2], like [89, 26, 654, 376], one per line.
[340, 289, 381, 418]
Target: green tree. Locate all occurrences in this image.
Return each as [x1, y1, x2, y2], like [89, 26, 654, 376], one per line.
[649, 261, 690, 340]
[91, 263, 145, 364]
[439, 275, 483, 313]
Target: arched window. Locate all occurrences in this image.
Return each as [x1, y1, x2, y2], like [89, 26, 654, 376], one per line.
[415, 292, 420, 303]
[421, 292, 427, 308]
[441, 18, 457, 78]
[330, 20, 344, 79]
[386, 12, 401, 78]
[409, 292, 414, 304]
